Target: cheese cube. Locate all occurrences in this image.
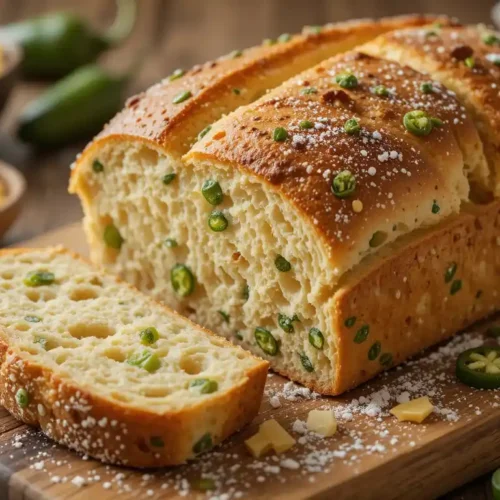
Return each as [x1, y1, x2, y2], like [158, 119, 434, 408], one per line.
[244, 432, 273, 458]
[390, 396, 434, 423]
[259, 419, 296, 453]
[306, 409, 337, 437]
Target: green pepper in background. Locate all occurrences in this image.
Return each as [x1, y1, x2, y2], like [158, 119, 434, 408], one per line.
[0, 0, 136, 79]
[17, 65, 128, 148]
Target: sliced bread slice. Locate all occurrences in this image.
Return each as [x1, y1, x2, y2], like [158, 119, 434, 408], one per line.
[0, 247, 268, 467]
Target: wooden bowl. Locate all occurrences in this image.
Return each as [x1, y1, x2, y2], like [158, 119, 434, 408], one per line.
[0, 42, 22, 115]
[0, 160, 26, 240]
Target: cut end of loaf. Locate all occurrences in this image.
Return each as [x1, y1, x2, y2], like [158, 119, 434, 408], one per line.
[0, 247, 268, 467]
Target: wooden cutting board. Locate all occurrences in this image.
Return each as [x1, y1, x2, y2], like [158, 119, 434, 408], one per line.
[2, 223, 500, 500]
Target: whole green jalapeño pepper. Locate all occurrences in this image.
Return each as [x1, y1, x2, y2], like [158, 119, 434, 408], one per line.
[0, 0, 136, 79]
[456, 346, 500, 389]
[17, 65, 128, 148]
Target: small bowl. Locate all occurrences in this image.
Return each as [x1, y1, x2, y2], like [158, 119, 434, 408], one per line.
[0, 42, 22, 115]
[0, 160, 26, 240]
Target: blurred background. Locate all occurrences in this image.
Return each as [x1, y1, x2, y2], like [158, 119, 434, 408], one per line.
[0, 0, 497, 247]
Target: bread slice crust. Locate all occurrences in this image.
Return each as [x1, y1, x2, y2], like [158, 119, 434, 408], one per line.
[0, 247, 268, 467]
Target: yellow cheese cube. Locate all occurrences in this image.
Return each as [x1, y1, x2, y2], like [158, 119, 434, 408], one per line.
[244, 431, 273, 458]
[259, 419, 296, 453]
[306, 409, 337, 437]
[390, 396, 434, 423]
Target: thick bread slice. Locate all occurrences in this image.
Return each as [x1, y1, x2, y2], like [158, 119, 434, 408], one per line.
[0, 247, 268, 467]
[361, 25, 500, 196]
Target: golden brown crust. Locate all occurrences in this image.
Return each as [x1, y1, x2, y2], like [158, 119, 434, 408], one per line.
[0, 247, 269, 467]
[188, 51, 479, 275]
[361, 25, 500, 194]
[71, 14, 445, 170]
[331, 200, 500, 394]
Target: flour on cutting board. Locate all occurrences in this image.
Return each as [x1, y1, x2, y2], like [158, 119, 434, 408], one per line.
[2, 329, 499, 499]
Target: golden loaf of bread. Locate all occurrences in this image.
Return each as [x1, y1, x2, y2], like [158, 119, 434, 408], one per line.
[70, 16, 500, 394]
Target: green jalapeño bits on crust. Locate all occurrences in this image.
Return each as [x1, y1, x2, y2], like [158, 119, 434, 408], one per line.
[450, 279, 462, 295]
[92, 159, 104, 173]
[354, 325, 370, 344]
[172, 90, 192, 104]
[299, 352, 314, 372]
[278, 33, 291, 43]
[403, 110, 433, 136]
[162, 173, 176, 185]
[432, 200, 440, 214]
[309, 328, 324, 350]
[445, 262, 458, 283]
[335, 73, 358, 89]
[193, 433, 213, 454]
[368, 341, 381, 361]
[103, 224, 124, 250]
[24, 271, 55, 287]
[300, 87, 318, 95]
[140, 327, 160, 346]
[164, 238, 178, 248]
[278, 313, 299, 333]
[483, 33, 500, 45]
[150, 436, 164, 448]
[198, 125, 211, 141]
[208, 210, 228, 232]
[243, 284, 250, 301]
[273, 127, 288, 142]
[201, 179, 223, 205]
[190, 378, 218, 394]
[345, 316, 356, 328]
[218, 311, 230, 323]
[230, 49, 243, 58]
[431, 117, 443, 128]
[25, 315, 41, 323]
[171, 264, 195, 297]
[369, 231, 388, 248]
[255, 327, 279, 356]
[456, 346, 500, 389]
[380, 352, 393, 368]
[421, 82, 434, 94]
[275, 254, 291, 272]
[168, 68, 185, 81]
[373, 85, 389, 97]
[332, 170, 356, 199]
[127, 350, 161, 373]
[15, 388, 29, 408]
[464, 56, 475, 69]
[344, 118, 360, 135]
[308, 25, 323, 34]
[232, 88, 241, 95]
[299, 120, 314, 129]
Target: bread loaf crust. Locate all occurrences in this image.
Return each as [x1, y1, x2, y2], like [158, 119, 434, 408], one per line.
[71, 14, 444, 167]
[0, 248, 268, 468]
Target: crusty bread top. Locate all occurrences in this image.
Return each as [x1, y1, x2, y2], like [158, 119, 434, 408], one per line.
[0, 247, 267, 415]
[361, 24, 500, 193]
[74, 15, 445, 162]
[187, 51, 483, 275]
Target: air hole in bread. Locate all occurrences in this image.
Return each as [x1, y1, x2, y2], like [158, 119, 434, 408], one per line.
[68, 323, 115, 340]
[110, 391, 132, 403]
[25, 289, 56, 303]
[140, 386, 171, 398]
[1, 283, 12, 290]
[102, 347, 126, 362]
[179, 353, 206, 375]
[20, 345, 39, 355]
[54, 352, 69, 365]
[69, 287, 99, 301]
[15, 323, 30, 332]
[89, 276, 103, 287]
[1, 271, 13, 280]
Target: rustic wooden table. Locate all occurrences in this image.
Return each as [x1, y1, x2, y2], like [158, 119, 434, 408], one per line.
[0, 0, 498, 498]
